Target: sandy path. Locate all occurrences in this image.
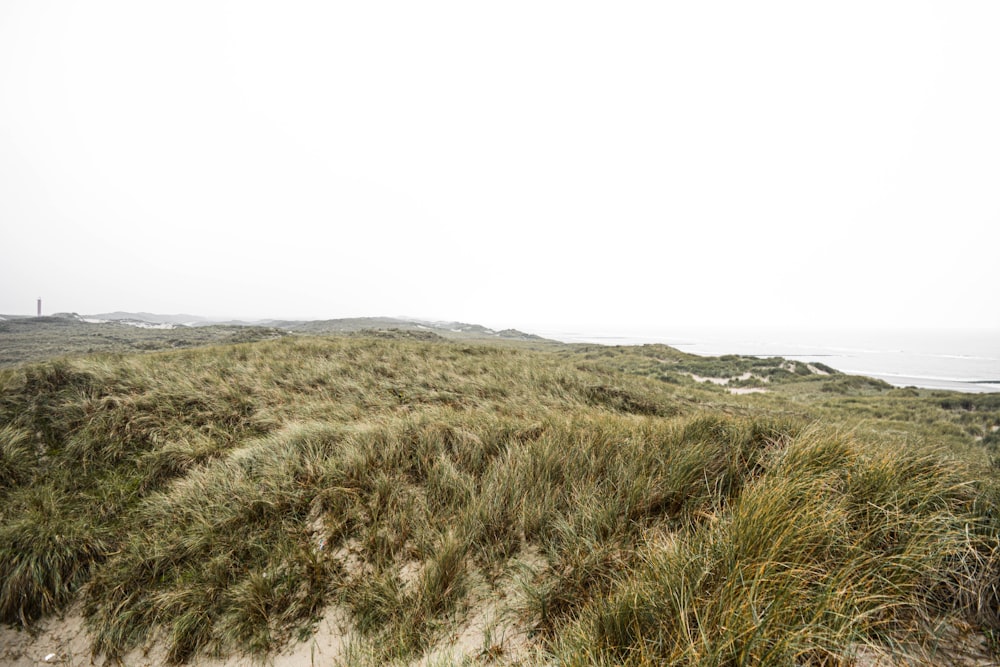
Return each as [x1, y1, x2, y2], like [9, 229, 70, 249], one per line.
[0, 605, 352, 667]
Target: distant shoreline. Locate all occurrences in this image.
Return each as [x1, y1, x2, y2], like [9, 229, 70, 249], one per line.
[847, 372, 1000, 395]
[539, 329, 1000, 395]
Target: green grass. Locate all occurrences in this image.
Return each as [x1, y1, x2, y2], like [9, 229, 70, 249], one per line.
[1, 334, 999, 665]
[556, 430, 1000, 665]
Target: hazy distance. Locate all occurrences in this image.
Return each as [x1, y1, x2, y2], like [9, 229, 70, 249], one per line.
[2, 2, 998, 335]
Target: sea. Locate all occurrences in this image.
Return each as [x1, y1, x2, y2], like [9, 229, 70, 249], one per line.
[537, 327, 1000, 394]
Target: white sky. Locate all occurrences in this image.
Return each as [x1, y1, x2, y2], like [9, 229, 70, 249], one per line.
[1, 1, 998, 333]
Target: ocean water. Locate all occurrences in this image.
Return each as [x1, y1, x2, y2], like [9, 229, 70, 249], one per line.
[539, 327, 1000, 394]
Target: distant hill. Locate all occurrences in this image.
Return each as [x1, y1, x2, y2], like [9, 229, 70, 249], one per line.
[0, 313, 550, 367]
[87, 312, 213, 326]
[81, 313, 548, 342]
[265, 317, 547, 342]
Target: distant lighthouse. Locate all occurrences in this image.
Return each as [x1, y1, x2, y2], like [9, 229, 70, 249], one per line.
[37, 298, 41, 317]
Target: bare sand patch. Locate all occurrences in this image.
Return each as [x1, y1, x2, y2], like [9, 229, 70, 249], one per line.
[849, 618, 997, 667]
[688, 373, 730, 385]
[415, 545, 547, 667]
[259, 606, 354, 667]
[0, 606, 90, 667]
[1, 604, 357, 667]
[689, 372, 768, 391]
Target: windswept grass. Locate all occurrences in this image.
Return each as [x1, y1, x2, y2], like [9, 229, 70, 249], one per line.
[556, 430, 1000, 665]
[0, 424, 34, 490]
[1, 335, 998, 665]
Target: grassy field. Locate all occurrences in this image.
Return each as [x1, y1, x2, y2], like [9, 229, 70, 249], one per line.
[0, 315, 544, 368]
[2, 325, 1000, 665]
[0, 316, 289, 367]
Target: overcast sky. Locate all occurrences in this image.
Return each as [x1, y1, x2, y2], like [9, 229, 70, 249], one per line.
[1, 1, 997, 334]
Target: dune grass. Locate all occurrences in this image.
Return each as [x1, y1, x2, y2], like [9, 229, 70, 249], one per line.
[1, 335, 999, 665]
[555, 430, 1000, 665]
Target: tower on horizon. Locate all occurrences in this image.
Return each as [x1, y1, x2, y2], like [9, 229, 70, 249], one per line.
[37, 298, 41, 317]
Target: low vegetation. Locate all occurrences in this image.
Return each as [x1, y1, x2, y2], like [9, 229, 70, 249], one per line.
[1, 329, 999, 665]
[0, 316, 288, 366]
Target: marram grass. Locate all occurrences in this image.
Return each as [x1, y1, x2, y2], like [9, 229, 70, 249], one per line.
[0, 335, 998, 665]
[557, 428, 1000, 665]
